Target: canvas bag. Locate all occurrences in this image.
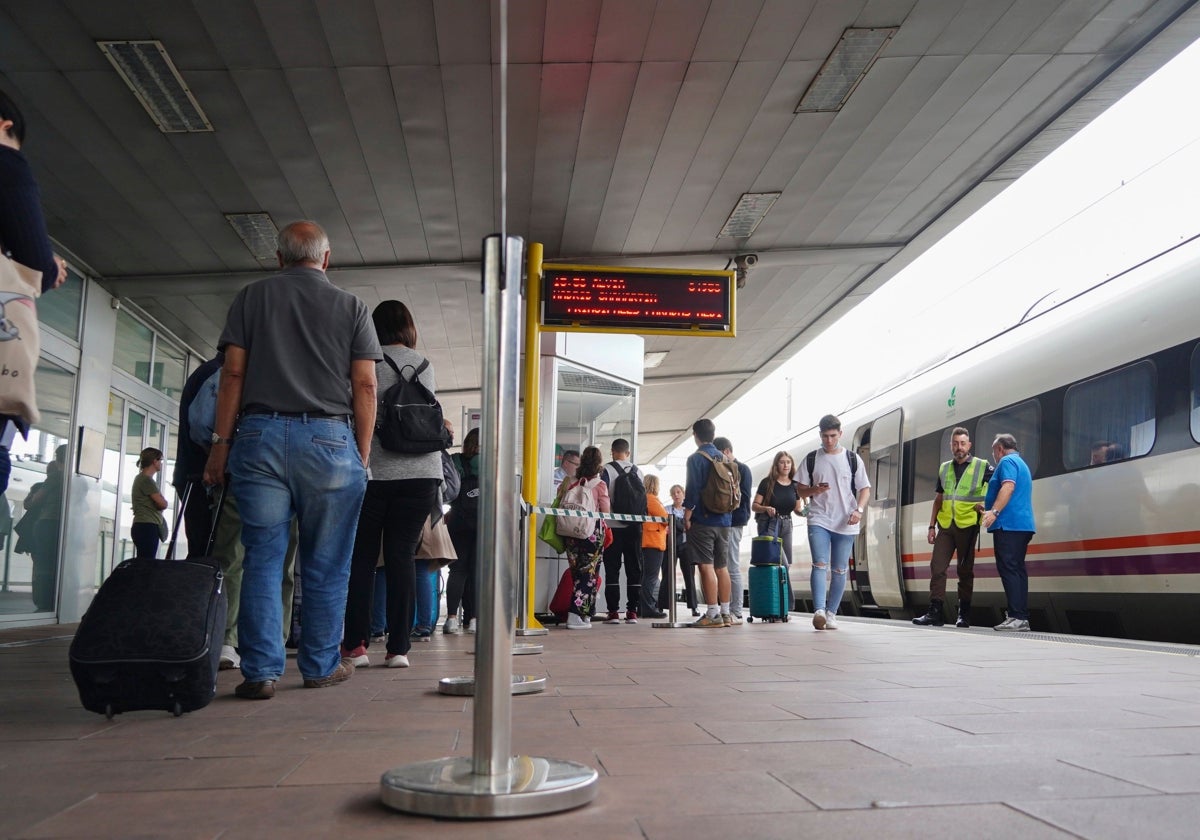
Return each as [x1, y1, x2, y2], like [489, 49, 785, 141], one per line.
[415, 514, 458, 568]
[556, 476, 600, 539]
[699, 451, 741, 514]
[0, 253, 43, 424]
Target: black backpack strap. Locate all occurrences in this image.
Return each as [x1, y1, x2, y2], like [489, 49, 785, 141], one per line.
[847, 450, 858, 497]
[379, 354, 429, 382]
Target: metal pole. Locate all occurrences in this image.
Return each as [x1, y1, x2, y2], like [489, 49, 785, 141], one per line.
[381, 235, 597, 818]
[653, 505, 690, 628]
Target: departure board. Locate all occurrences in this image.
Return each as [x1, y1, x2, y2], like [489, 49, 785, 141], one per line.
[540, 264, 735, 334]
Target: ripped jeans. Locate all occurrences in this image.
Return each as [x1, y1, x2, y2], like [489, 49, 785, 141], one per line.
[807, 524, 855, 614]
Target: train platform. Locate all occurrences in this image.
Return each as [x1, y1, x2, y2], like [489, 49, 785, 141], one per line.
[3, 615, 1200, 840]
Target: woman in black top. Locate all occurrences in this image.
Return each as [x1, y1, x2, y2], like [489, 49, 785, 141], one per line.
[751, 451, 805, 567]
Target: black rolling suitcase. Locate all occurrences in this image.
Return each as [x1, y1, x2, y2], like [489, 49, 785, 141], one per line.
[69, 484, 227, 718]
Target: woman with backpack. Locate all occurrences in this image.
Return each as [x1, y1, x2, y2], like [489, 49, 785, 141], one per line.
[339, 300, 441, 669]
[560, 446, 610, 629]
[444, 427, 480, 634]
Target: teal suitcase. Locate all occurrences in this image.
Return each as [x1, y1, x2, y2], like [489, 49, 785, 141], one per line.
[748, 563, 790, 623]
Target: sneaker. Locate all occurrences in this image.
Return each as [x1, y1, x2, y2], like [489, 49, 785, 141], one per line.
[824, 611, 839, 630]
[624, 610, 638, 624]
[234, 679, 275, 700]
[385, 653, 410, 668]
[691, 608, 702, 617]
[812, 609, 827, 630]
[219, 644, 241, 671]
[443, 617, 460, 634]
[604, 611, 622, 624]
[370, 632, 386, 643]
[566, 612, 590, 630]
[340, 644, 370, 667]
[691, 613, 726, 628]
[995, 616, 1031, 631]
[721, 613, 732, 627]
[467, 618, 477, 634]
[728, 613, 743, 626]
[643, 609, 667, 619]
[302, 659, 355, 688]
[411, 627, 432, 642]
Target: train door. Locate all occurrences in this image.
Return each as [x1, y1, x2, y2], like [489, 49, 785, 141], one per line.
[850, 409, 906, 611]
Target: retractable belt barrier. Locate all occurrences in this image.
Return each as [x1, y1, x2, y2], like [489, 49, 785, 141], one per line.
[525, 503, 668, 524]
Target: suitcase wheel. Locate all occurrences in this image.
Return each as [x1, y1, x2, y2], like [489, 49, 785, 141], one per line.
[783, 616, 789, 622]
[105, 703, 115, 721]
[171, 701, 183, 718]
[746, 616, 754, 623]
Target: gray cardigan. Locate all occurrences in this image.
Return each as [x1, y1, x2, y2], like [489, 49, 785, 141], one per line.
[368, 345, 443, 482]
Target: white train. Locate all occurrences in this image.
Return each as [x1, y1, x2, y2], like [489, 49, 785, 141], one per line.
[737, 235, 1200, 644]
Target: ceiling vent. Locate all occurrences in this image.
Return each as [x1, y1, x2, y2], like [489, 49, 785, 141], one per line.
[795, 27, 897, 113]
[98, 40, 213, 133]
[225, 213, 279, 262]
[719, 192, 781, 238]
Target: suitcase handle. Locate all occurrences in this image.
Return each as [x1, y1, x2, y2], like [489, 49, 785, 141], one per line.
[164, 481, 227, 560]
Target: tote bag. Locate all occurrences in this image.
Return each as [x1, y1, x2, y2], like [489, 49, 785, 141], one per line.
[415, 514, 458, 568]
[0, 254, 43, 424]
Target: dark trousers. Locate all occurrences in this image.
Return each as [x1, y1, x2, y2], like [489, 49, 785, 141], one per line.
[131, 522, 160, 559]
[446, 524, 477, 623]
[640, 547, 664, 616]
[929, 521, 980, 601]
[603, 525, 643, 613]
[180, 480, 215, 557]
[662, 542, 698, 610]
[343, 478, 438, 657]
[992, 529, 1033, 620]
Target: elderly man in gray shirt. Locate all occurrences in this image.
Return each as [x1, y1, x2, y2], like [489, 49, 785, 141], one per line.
[204, 220, 380, 700]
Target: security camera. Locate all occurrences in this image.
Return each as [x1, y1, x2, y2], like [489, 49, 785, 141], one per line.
[734, 254, 758, 269]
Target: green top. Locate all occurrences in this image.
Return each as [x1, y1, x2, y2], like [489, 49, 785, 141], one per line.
[131, 473, 163, 525]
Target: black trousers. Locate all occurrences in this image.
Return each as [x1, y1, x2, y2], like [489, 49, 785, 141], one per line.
[343, 478, 437, 657]
[603, 525, 643, 613]
[446, 524, 478, 623]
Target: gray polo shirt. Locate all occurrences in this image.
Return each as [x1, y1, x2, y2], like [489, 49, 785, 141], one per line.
[218, 266, 381, 414]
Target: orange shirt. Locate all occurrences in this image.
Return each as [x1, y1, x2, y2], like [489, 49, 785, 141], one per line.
[642, 494, 667, 550]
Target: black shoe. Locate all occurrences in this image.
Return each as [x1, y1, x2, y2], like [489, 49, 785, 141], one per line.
[643, 610, 667, 619]
[912, 600, 945, 626]
[955, 602, 970, 628]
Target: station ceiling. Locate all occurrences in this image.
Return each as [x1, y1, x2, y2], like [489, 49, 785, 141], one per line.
[3, 0, 1199, 463]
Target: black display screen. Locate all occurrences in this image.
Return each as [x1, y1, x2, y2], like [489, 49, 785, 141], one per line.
[540, 266, 733, 332]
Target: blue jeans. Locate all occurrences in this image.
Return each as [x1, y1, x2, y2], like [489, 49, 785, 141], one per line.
[414, 563, 439, 630]
[371, 566, 388, 636]
[808, 524, 855, 614]
[992, 529, 1033, 620]
[229, 415, 367, 683]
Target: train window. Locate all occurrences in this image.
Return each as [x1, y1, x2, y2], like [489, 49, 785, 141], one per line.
[977, 400, 1041, 477]
[1191, 345, 1200, 443]
[1063, 361, 1155, 469]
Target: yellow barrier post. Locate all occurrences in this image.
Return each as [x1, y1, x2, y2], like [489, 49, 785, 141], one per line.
[520, 242, 547, 634]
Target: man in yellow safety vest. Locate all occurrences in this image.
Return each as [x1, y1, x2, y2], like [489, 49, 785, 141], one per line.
[913, 426, 993, 628]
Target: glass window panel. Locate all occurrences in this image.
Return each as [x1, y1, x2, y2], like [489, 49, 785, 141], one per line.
[1063, 361, 1156, 469]
[3, 358, 76, 615]
[114, 310, 154, 383]
[37, 266, 84, 341]
[555, 364, 637, 460]
[97, 394, 125, 584]
[977, 400, 1041, 477]
[119, 408, 146, 564]
[154, 338, 186, 399]
[1190, 345, 1200, 443]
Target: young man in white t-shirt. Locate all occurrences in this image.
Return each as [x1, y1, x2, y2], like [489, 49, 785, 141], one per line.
[797, 414, 872, 630]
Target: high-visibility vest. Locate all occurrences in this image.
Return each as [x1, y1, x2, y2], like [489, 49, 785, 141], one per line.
[936, 457, 989, 529]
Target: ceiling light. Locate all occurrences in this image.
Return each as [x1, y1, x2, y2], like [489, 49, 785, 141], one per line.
[98, 40, 213, 133]
[225, 213, 279, 262]
[719, 192, 781, 238]
[643, 351, 669, 369]
[795, 27, 897, 113]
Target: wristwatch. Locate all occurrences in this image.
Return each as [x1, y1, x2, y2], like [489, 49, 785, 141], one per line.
[211, 432, 235, 446]
[855, 507, 864, 514]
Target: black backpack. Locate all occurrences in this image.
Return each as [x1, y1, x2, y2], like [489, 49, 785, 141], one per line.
[608, 462, 647, 516]
[452, 456, 479, 530]
[375, 356, 452, 454]
[805, 449, 859, 496]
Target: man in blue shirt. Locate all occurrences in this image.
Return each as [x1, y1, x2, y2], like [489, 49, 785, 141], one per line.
[981, 433, 1036, 631]
[684, 419, 733, 628]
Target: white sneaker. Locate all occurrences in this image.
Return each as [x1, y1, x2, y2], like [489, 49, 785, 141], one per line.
[385, 653, 410, 668]
[443, 617, 460, 634]
[993, 615, 1030, 631]
[467, 618, 477, 634]
[219, 644, 241, 670]
[824, 611, 839, 630]
[566, 612, 590, 630]
[812, 609, 827, 630]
